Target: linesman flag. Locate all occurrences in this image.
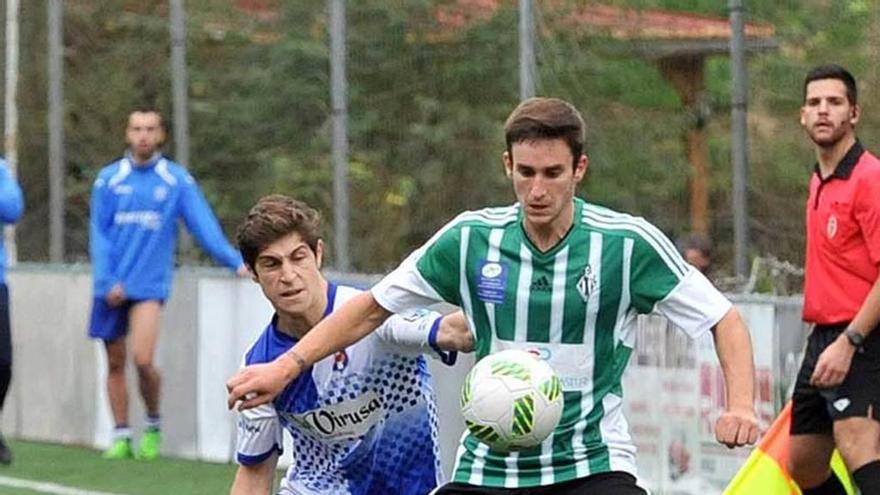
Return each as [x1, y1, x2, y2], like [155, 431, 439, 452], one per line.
[723, 402, 854, 495]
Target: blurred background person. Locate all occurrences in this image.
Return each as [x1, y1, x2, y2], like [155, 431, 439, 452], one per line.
[0, 158, 22, 465]
[678, 233, 713, 277]
[89, 108, 246, 460]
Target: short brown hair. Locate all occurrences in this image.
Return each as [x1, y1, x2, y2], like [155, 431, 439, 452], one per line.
[504, 97, 586, 167]
[236, 194, 322, 268]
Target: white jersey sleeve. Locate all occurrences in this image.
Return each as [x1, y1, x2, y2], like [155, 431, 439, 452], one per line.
[374, 309, 458, 365]
[652, 268, 732, 339]
[235, 401, 283, 466]
[372, 250, 447, 314]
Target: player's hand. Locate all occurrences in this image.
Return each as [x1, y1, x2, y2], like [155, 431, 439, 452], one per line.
[227, 355, 302, 410]
[714, 407, 759, 448]
[437, 311, 475, 352]
[105, 283, 126, 307]
[810, 335, 855, 388]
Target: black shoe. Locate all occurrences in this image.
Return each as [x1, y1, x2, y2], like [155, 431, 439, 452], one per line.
[0, 434, 13, 465]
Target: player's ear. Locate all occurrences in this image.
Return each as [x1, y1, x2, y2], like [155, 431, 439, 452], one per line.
[248, 264, 259, 283]
[502, 151, 513, 178]
[574, 154, 588, 182]
[850, 104, 860, 126]
[315, 239, 324, 269]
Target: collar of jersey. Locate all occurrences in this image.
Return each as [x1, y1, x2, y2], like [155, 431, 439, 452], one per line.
[124, 150, 163, 169]
[516, 198, 583, 258]
[268, 281, 339, 345]
[813, 139, 864, 182]
[322, 282, 338, 319]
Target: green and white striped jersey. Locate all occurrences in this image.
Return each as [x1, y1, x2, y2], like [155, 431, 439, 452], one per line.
[372, 198, 731, 488]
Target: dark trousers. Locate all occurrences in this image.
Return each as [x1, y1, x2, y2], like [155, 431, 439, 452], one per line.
[0, 284, 12, 410]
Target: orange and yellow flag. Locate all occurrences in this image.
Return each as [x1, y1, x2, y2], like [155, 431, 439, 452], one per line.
[723, 402, 855, 495]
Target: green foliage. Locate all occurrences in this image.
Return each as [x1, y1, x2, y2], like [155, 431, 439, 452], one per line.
[9, 0, 880, 275]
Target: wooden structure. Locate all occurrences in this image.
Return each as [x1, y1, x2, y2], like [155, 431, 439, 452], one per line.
[573, 5, 777, 235]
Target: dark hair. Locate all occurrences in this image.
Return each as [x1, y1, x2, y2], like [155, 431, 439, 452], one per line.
[803, 64, 858, 104]
[678, 233, 712, 258]
[236, 194, 322, 269]
[504, 97, 586, 168]
[677, 233, 713, 275]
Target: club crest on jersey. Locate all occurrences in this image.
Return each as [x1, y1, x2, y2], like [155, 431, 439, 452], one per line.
[827, 215, 838, 239]
[153, 185, 169, 202]
[476, 260, 509, 304]
[333, 351, 349, 372]
[576, 265, 598, 302]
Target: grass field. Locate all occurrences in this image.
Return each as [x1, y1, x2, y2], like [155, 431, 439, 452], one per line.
[0, 440, 241, 494]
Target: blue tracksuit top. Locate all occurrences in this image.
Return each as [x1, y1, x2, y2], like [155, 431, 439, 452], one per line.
[89, 152, 243, 300]
[0, 159, 24, 284]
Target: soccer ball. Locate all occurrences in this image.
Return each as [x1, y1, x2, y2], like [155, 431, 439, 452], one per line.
[460, 349, 563, 451]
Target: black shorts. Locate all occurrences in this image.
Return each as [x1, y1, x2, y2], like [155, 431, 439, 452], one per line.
[431, 471, 646, 495]
[791, 322, 880, 435]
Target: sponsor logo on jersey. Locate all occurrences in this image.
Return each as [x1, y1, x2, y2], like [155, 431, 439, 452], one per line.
[113, 185, 134, 195]
[476, 260, 509, 304]
[237, 418, 262, 434]
[833, 397, 850, 412]
[827, 215, 838, 239]
[481, 262, 503, 278]
[576, 264, 598, 302]
[526, 346, 552, 360]
[400, 308, 431, 322]
[529, 275, 551, 292]
[114, 210, 162, 230]
[287, 391, 384, 441]
[560, 376, 591, 389]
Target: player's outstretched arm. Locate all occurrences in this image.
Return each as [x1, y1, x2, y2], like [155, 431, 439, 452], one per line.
[711, 307, 760, 448]
[229, 452, 278, 495]
[227, 291, 391, 410]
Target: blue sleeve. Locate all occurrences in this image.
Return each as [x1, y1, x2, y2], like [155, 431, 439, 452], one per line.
[0, 163, 23, 224]
[178, 173, 243, 271]
[89, 173, 117, 289]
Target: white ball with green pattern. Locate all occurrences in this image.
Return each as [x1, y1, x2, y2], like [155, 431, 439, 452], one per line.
[460, 349, 563, 451]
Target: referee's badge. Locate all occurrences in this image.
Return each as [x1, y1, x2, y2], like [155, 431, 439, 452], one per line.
[827, 215, 838, 239]
[576, 265, 598, 302]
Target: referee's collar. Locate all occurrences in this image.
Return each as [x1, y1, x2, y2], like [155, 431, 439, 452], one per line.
[813, 140, 864, 182]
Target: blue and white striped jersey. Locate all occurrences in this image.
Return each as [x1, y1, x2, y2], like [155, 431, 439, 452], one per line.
[89, 152, 242, 300]
[236, 283, 450, 495]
